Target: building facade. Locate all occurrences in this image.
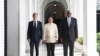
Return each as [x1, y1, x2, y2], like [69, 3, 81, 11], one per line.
[0, 0, 97, 56]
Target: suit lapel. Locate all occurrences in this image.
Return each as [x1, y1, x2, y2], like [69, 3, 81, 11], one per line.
[31, 21, 34, 27]
[65, 18, 68, 26]
[70, 17, 73, 28]
[64, 18, 69, 28]
[32, 21, 37, 28]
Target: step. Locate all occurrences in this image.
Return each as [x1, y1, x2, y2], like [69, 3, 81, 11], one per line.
[26, 44, 83, 56]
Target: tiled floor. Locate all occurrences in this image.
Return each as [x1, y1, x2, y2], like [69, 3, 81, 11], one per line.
[26, 42, 83, 56]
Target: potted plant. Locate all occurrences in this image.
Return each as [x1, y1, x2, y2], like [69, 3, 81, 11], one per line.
[76, 36, 83, 45]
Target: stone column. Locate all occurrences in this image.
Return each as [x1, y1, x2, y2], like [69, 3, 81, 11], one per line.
[83, 0, 88, 55]
[83, 0, 96, 56]
[19, 0, 30, 56]
[7, 0, 19, 56]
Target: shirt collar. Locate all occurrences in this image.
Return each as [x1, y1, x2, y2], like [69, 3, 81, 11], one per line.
[33, 19, 38, 22]
[48, 23, 53, 25]
[67, 17, 71, 19]
[35, 20, 37, 21]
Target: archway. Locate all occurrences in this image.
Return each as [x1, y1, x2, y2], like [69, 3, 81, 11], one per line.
[45, 1, 65, 23]
[44, 1, 66, 43]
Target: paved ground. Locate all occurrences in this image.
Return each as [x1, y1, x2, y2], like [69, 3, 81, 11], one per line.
[26, 42, 83, 56]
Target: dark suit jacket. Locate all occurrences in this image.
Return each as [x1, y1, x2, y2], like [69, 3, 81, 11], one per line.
[27, 21, 43, 41]
[60, 17, 78, 41]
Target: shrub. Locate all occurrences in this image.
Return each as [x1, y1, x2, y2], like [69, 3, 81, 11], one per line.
[97, 32, 100, 55]
[77, 37, 83, 45]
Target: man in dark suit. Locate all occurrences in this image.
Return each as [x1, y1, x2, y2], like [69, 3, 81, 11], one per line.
[60, 10, 78, 56]
[27, 13, 43, 56]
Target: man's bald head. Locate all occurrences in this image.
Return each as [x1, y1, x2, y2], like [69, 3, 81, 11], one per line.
[65, 10, 71, 17]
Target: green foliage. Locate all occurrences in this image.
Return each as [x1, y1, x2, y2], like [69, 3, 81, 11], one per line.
[97, 32, 100, 53]
[97, 41, 100, 53]
[97, 32, 100, 42]
[77, 37, 83, 45]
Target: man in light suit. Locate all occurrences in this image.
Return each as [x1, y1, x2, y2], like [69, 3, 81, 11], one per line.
[60, 10, 78, 56]
[43, 17, 59, 56]
[27, 13, 43, 56]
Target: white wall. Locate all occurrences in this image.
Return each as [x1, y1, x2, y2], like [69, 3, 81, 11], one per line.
[0, 0, 4, 56]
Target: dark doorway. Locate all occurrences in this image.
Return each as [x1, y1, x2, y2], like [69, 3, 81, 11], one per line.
[97, 10, 100, 32]
[45, 1, 65, 43]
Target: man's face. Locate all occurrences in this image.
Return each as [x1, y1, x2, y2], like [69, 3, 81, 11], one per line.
[33, 14, 38, 20]
[65, 11, 71, 17]
[67, 13, 71, 17]
[48, 17, 53, 23]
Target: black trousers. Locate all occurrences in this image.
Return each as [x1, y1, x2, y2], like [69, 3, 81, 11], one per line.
[46, 43, 55, 56]
[63, 37, 74, 56]
[30, 41, 39, 56]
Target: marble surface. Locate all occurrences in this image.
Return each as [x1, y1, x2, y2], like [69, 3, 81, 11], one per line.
[26, 42, 83, 56]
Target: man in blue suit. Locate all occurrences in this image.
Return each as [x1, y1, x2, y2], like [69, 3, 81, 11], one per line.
[27, 13, 43, 56]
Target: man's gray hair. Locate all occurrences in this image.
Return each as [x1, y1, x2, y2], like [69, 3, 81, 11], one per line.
[32, 13, 38, 16]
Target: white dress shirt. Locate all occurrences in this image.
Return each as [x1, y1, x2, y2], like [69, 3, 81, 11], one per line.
[67, 17, 71, 27]
[33, 20, 37, 27]
[43, 23, 59, 43]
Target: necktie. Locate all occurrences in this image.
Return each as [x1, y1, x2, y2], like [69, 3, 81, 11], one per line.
[68, 19, 70, 26]
[34, 21, 36, 28]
